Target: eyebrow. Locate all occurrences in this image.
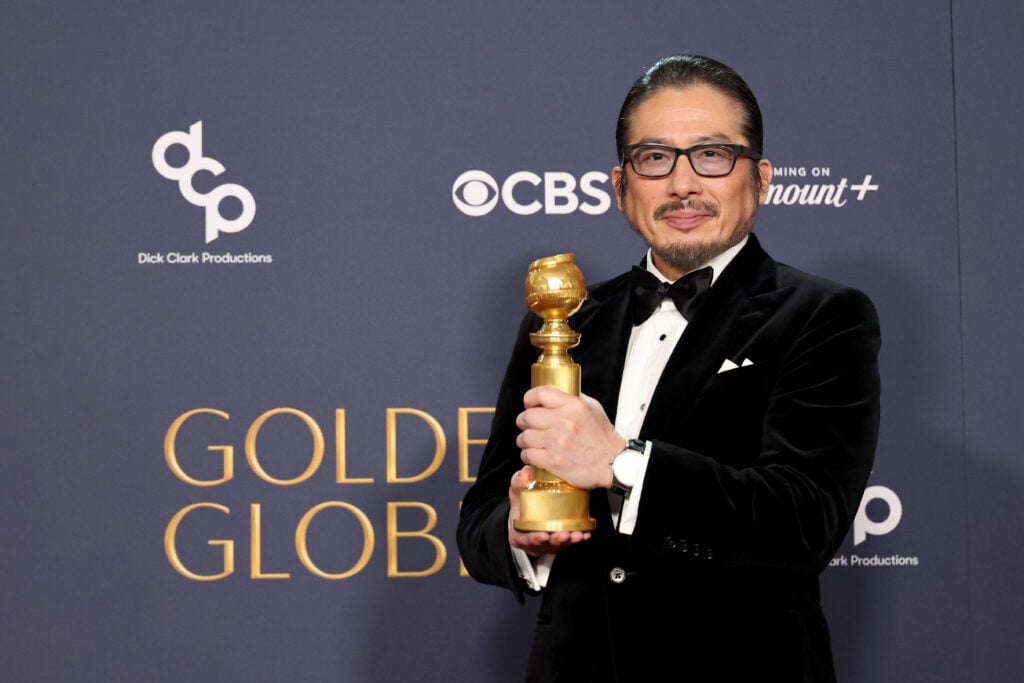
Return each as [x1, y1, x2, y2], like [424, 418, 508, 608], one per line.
[634, 134, 738, 147]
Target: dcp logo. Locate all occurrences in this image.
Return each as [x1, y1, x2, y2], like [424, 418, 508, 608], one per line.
[452, 170, 611, 217]
[853, 485, 902, 545]
[152, 121, 256, 243]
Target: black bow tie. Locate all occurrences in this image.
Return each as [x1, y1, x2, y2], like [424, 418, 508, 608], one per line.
[629, 266, 712, 325]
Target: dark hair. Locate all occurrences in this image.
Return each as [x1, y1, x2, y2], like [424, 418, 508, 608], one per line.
[615, 55, 765, 191]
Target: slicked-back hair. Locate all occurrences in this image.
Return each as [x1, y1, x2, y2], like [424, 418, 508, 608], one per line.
[615, 55, 765, 193]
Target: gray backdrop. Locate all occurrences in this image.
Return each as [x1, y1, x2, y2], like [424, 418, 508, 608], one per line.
[2, 1, 1021, 681]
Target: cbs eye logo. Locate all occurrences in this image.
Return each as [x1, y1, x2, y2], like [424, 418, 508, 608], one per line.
[452, 169, 612, 217]
[152, 121, 256, 243]
[452, 171, 500, 217]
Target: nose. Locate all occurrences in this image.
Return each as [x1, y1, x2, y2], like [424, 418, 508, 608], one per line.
[666, 154, 703, 198]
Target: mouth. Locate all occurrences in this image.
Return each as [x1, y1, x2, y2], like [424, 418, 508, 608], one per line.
[661, 210, 711, 230]
[655, 201, 718, 230]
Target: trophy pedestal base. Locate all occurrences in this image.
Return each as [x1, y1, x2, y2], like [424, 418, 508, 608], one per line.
[514, 486, 597, 532]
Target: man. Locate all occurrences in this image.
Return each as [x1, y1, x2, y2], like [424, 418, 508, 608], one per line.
[457, 54, 880, 682]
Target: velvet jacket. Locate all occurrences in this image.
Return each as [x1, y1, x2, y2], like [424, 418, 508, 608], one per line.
[457, 234, 881, 682]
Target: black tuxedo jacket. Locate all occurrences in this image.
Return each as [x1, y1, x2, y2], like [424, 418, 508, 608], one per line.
[457, 235, 881, 682]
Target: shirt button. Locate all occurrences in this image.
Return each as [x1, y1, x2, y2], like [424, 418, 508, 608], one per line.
[609, 567, 627, 584]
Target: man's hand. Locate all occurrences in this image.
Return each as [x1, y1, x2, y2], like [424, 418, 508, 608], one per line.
[514, 386, 625, 491]
[507, 466, 592, 556]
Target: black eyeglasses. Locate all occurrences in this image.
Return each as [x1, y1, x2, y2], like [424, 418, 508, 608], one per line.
[622, 142, 761, 178]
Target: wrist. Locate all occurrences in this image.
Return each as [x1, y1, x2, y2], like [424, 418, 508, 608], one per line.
[602, 437, 627, 488]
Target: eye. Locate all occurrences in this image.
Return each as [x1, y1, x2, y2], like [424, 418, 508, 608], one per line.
[698, 145, 733, 160]
[638, 146, 676, 164]
[635, 147, 666, 163]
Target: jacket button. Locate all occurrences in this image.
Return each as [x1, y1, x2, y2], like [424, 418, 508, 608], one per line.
[609, 567, 627, 584]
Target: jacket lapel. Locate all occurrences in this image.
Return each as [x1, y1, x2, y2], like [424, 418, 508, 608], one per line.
[572, 272, 633, 424]
[640, 235, 783, 436]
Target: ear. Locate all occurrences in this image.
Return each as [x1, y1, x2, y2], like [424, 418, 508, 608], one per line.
[612, 166, 625, 210]
[757, 159, 773, 205]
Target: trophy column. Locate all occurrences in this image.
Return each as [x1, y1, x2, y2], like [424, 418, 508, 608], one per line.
[513, 254, 597, 532]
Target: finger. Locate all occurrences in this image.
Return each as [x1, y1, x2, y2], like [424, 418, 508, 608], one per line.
[516, 406, 552, 433]
[523, 385, 572, 409]
[515, 409, 536, 435]
[521, 448, 542, 468]
[516, 430, 541, 451]
[510, 465, 532, 488]
[546, 531, 572, 545]
[510, 530, 552, 554]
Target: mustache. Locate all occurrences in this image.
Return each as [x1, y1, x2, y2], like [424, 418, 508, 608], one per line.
[654, 199, 720, 220]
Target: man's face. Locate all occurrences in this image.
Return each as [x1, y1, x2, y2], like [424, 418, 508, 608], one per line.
[612, 84, 773, 280]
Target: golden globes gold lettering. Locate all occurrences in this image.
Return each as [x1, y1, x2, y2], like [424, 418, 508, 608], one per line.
[513, 254, 597, 532]
[163, 406, 493, 580]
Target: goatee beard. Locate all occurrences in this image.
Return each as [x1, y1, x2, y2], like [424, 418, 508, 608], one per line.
[640, 199, 742, 275]
[651, 241, 730, 275]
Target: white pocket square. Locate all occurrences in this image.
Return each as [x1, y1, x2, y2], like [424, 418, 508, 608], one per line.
[717, 358, 754, 373]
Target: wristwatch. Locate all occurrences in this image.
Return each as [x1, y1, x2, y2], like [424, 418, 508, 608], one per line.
[610, 439, 646, 495]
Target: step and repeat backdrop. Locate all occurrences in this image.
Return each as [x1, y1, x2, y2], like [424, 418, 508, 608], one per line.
[3, 2, 1022, 681]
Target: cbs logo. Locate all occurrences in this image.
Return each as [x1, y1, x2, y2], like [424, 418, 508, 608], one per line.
[853, 485, 902, 545]
[452, 170, 612, 217]
[152, 121, 256, 243]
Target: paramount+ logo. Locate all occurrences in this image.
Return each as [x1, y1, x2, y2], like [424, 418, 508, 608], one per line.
[452, 169, 612, 217]
[152, 121, 256, 243]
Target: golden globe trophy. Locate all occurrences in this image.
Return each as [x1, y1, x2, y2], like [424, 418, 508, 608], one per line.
[513, 253, 597, 532]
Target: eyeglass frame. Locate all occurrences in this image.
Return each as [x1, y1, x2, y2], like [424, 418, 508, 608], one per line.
[621, 142, 762, 178]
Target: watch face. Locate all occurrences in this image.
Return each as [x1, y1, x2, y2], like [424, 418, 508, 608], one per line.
[612, 450, 642, 489]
